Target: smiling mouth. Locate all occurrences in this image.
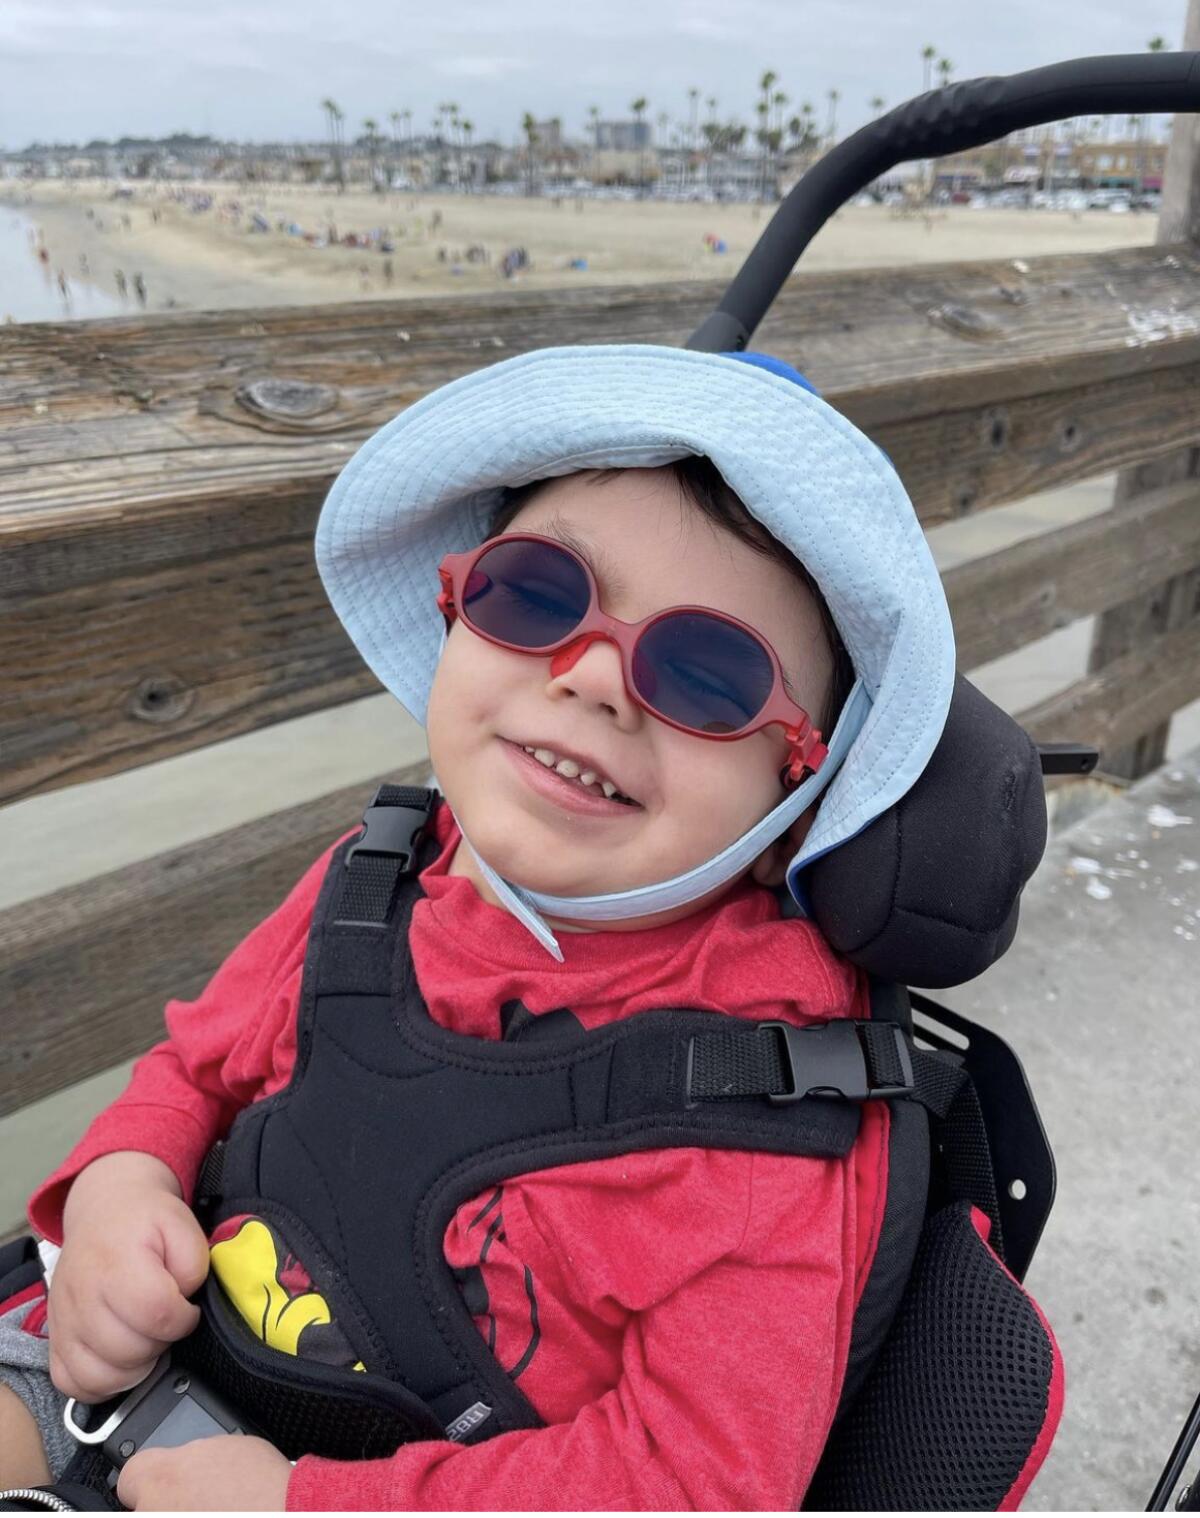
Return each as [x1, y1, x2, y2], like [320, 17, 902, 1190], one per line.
[515, 743, 641, 806]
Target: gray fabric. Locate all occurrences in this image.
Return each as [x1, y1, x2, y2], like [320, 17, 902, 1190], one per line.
[0, 1298, 75, 1479]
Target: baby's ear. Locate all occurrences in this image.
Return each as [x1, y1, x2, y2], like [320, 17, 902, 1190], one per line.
[749, 809, 817, 888]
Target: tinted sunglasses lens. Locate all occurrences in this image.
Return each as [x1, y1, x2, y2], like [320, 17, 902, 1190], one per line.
[633, 613, 775, 734]
[463, 539, 591, 649]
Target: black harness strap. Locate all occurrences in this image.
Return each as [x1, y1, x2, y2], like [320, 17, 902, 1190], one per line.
[332, 786, 436, 927]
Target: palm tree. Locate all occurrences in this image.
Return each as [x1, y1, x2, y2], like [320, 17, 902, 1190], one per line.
[937, 58, 953, 88]
[656, 110, 670, 193]
[755, 98, 769, 200]
[754, 72, 777, 201]
[826, 88, 840, 144]
[446, 103, 461, 187]
[630, 96, 648, 193]
[363, 118, 381, 191]
[320, 97, 346, 191]
[389, 110, 400, 161]
[870, 95, 886, 118]
[687, 87, 700, 151]
[521, 111, 540, 196]
[461, 119, 474, 191]
[588, 103, 601, 149]
[921, 44, 936, 92]
[701, 98, 719, 188]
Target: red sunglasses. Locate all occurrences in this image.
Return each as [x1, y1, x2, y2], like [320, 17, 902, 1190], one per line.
[437, 533, 828, 786]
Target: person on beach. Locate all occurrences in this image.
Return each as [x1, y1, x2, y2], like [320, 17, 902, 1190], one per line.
[0, 347, 955, 1511]
[132, 273, 146, 307]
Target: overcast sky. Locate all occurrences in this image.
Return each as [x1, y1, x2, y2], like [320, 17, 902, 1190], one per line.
[0, 0, 1189, 149]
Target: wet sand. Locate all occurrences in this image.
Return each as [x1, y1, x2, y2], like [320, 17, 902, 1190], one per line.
[4, 178, 1161, 318]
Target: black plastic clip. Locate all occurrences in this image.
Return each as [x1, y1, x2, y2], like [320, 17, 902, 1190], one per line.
[345, 801, 431, 875]
[1037, 742, 1100, 776]
[761, 1020, 914, 1104]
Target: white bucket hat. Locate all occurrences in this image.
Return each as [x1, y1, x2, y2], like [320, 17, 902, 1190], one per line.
[316, 343, 955, 958]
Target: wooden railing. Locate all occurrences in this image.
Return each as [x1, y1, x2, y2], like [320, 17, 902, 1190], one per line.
[3, 222, 1200, 1121]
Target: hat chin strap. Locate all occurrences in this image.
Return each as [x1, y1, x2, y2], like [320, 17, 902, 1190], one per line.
[455, 681, 871, 962]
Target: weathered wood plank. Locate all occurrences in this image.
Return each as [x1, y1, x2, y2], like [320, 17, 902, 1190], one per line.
[1018, 616, 1200, 754]
[0, 758, 430, 1118]
[2, 515, 369, 800]
[3, 245, 1200, 536]
[947, 481, 1200, 668]
[1085, 0, 1200, 779]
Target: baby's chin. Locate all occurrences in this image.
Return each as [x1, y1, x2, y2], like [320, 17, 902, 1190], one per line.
[458, 813, 689, 900]
[484, 837, 662, 899]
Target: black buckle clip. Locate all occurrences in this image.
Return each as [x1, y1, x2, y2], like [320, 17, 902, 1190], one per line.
[761, 1020, 914, 1104]
[345, 802, 430, 874]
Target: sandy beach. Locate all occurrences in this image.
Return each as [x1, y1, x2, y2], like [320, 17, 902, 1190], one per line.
[3, 177, 1161, 320]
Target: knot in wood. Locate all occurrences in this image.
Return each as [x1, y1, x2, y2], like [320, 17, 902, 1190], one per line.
[983, 408, 1010, 451]
[927, 303, 1003, 341]
[236, 378, 340, 422]
[1058, 419, 1083, 454]
[129, 674, 194, 725]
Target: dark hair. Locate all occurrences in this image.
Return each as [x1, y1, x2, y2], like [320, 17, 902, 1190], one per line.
[489, 456, 855, 735]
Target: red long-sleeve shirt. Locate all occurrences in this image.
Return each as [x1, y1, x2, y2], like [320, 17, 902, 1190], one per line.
[30, 801, 887, 1511]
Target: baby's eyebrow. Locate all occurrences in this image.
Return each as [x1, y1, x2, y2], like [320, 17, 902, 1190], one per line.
[543, 515, 627, 601]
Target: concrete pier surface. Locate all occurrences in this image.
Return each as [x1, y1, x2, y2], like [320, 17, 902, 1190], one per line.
[1, 470, 1197, 1508]
[938, 745, 1199, 1511]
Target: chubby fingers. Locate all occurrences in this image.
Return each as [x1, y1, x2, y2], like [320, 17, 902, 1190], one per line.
[48, 1251, 200, 1401]
[48, 1332, 145, 1405]
[106, 1247, 201, 1344]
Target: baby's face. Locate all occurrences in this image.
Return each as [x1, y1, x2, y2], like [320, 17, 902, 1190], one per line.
[425, 467, 833, 928]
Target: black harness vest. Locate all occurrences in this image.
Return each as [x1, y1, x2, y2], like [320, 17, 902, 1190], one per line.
[189, 785, 920, 1460]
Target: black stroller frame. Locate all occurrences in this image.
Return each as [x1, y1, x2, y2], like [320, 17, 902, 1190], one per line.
[3, 48, 1200, 1517]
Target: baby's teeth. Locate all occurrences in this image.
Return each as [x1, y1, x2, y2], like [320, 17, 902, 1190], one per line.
[521, 746, 626, 799]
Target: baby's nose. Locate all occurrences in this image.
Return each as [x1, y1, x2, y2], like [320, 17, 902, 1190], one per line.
[546, 633, 638, 724]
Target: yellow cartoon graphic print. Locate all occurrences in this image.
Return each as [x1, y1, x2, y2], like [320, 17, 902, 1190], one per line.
[209, 1215, 365, 1372]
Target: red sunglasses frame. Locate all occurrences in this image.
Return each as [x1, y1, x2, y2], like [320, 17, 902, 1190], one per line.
[436, 532, 828, 786]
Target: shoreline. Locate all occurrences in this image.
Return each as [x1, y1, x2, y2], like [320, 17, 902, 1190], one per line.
[3, 178, 1161, 318]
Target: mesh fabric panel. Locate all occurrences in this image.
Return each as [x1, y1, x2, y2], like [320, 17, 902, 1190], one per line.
[805, 1203, 1055, 1511]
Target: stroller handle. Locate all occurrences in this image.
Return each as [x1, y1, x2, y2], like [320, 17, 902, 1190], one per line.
[687, 50, 1200, 352]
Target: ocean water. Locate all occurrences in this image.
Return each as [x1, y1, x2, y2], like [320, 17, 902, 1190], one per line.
[0, 209, 122, 322]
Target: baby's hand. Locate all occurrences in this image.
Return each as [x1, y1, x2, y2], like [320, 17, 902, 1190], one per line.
[48, 1151, 209, 1404]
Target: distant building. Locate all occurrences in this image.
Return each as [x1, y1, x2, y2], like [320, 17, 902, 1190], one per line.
[533, 119, 564, 153]
[594, 120, 652, 152]
[930, 132, 1168, 193]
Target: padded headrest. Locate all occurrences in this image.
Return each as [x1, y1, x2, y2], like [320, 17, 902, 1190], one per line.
[807, 676, 1048, 988]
